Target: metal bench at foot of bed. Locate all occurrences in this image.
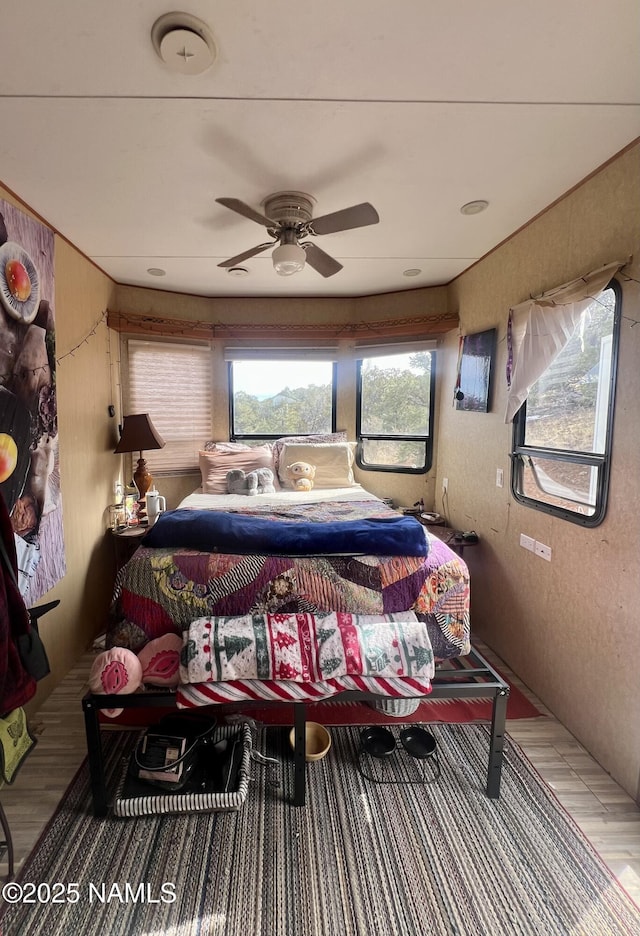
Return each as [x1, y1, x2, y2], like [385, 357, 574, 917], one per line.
[431, 647, 509, 800]
[82, 646, 509, 816]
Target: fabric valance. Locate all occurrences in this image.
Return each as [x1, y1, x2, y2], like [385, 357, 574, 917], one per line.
[107, 310, 459, 347]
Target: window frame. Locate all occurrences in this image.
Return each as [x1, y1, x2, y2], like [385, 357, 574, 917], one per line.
[228, 360, 337, 442]
[510, 278, 621, 526]
[355, 352, 436, 474]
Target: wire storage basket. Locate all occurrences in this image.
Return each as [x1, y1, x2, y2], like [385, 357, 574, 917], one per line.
[370, 697, 420, 717]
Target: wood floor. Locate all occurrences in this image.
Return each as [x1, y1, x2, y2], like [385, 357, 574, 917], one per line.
[2, 643, 640, 907]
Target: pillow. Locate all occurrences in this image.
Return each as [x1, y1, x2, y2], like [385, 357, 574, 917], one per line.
[88, 648, 143, 718]
[199, 445, 279, 494]
[137, 634, 183, 687]
[273, 432, 347, 472]
[278, 441, 355, 489]
[203, 440, 257, 453]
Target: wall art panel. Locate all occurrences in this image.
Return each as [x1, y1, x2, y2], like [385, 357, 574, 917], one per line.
[0, 198, 65, 600]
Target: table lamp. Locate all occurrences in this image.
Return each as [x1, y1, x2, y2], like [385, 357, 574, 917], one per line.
[114, 414, 165, 502]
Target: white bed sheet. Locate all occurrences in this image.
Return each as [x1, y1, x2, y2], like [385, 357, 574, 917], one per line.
[178, 484, 378, 511]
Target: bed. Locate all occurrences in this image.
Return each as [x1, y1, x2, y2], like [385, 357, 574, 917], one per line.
[106, 485, 471, 706]
[85, 440, 508, 813]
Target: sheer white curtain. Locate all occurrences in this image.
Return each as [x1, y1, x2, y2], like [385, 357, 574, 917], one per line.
[504, 260, 625, 423]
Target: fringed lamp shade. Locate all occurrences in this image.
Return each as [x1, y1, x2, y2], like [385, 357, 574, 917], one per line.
[114, 414, 165, 500]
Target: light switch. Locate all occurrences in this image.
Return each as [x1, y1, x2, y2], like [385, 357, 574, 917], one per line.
[520, 534, 535, 551]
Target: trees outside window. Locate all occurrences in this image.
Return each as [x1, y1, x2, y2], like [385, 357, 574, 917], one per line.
[230, 360, 336, 440]
[356, 351, 434, 473]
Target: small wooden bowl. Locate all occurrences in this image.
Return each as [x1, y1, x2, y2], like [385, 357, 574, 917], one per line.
[289, 722, 332, 762]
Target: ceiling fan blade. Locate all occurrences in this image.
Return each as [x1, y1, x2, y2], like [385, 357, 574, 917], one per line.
[302, 242, 343, 278]
[310, 202, 379, 236]
[216, 198, 275, 228]
[217, 242, 274, 268]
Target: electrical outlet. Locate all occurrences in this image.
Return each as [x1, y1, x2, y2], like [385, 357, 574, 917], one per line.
[520, 533, 535, 551]
[496, 468, 504, 488]
[534, 541, 552, 561]
[442, 477, 448, 494]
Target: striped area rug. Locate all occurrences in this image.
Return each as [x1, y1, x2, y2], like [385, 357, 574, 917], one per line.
[3, 725, 639, 936]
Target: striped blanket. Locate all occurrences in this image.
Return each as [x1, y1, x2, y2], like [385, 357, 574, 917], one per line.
[177, 611, 435, 707]
[180, 611, 434, 684]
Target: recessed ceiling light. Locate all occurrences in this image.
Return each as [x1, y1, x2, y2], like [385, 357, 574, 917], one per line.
[460, 200, 489, 216]
[403, 268, 422, 277]
[147, 268, 166, 276]
[227, 266, 249, 277]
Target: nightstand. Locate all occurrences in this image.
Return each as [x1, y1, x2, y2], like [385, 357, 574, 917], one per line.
[421, 523, 480, 556]
[109, 525, 148, 572]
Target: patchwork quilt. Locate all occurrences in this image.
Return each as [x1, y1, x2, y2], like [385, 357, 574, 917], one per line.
[107, 496, 471, 661]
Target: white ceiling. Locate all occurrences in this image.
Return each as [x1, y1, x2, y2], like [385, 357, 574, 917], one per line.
[1, 1, 639, 299]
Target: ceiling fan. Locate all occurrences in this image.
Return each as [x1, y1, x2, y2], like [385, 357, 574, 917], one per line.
[216, 191, 379, 278]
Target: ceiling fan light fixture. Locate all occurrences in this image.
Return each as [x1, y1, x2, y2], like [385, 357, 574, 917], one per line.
[272, 243, 306, 276]
[216, 191, 378, 278]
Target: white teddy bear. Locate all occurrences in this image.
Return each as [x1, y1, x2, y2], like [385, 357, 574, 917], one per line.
[285, 460, 316, 492]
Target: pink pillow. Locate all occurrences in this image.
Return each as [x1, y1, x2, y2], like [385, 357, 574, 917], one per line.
[137, 634, 182, 687]
[89, 648, 143, 718]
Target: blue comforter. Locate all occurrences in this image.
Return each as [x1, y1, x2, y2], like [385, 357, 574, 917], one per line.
[142, 509, 428, 557]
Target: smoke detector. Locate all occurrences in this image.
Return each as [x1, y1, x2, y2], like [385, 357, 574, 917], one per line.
[151, 13, 217, 75]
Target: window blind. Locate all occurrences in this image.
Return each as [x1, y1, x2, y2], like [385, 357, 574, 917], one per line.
[223, 345, 338, 361]
[224, 339, 437, 362]
[354, 339, 438, 358]
[128, 340, 212, 472]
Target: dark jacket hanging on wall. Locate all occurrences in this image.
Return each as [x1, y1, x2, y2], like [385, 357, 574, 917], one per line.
[0, 493, 36, 716]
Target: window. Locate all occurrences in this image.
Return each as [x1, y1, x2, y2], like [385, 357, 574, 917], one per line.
[127, 339, 213, 472]
[229, 359, 336, 440]
[511, 281, 621, 525]
[356, 351, 435, 472]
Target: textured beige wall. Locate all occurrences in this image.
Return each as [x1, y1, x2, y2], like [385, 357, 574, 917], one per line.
[442, 142, 640, 799]
[0, 186, 119, 712]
